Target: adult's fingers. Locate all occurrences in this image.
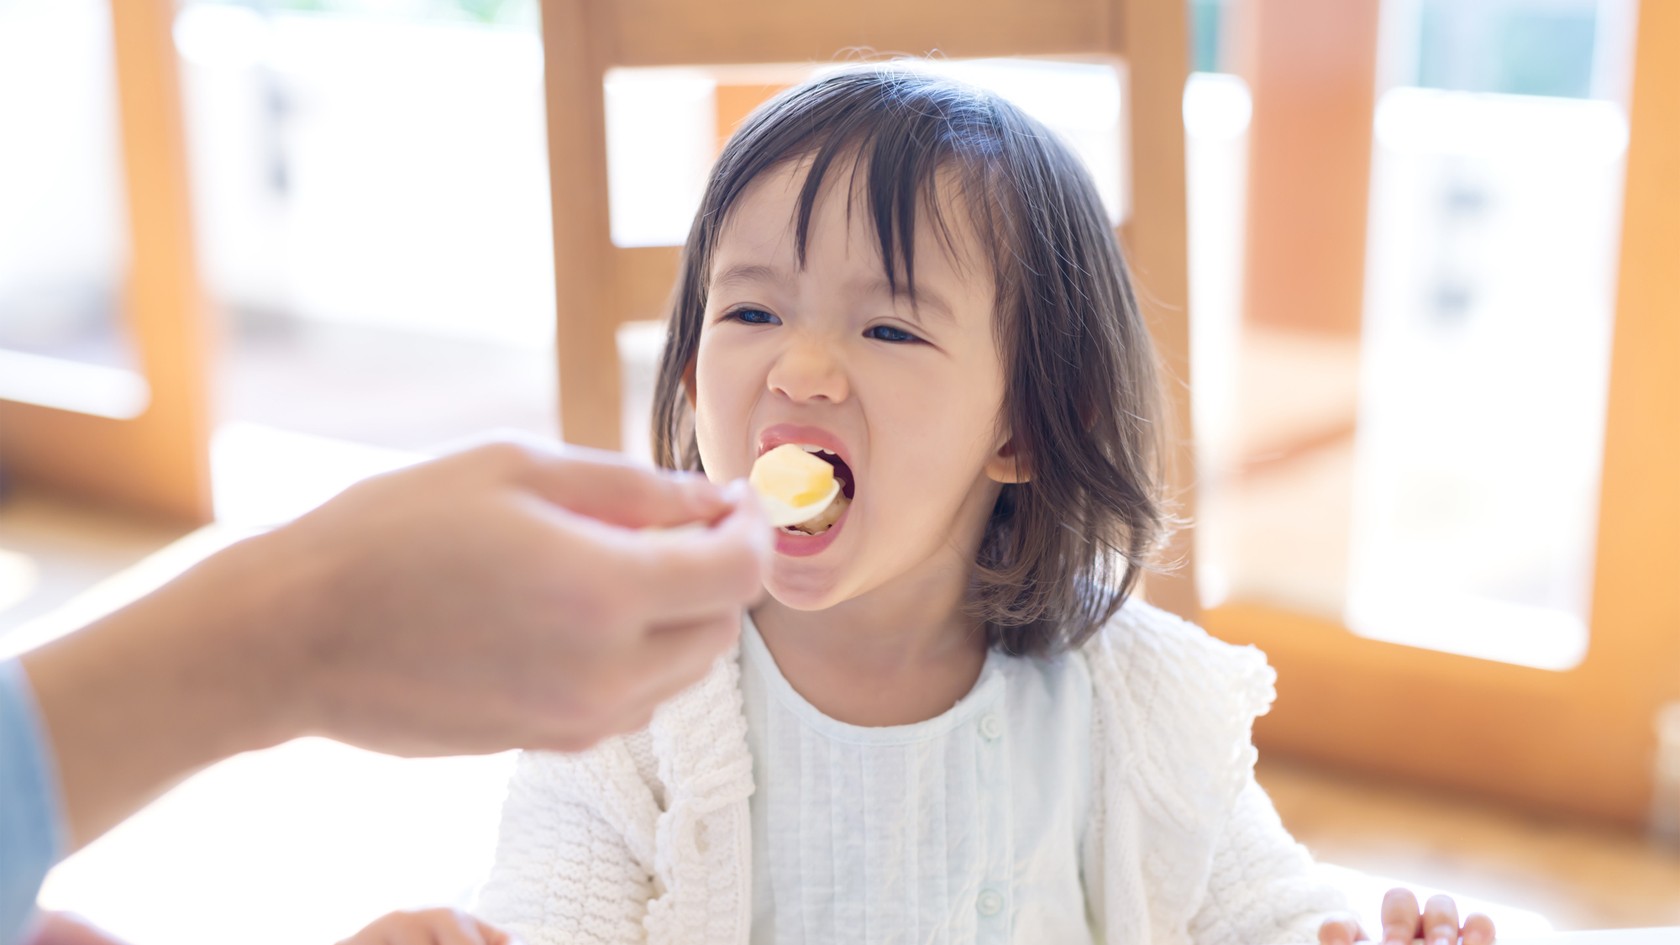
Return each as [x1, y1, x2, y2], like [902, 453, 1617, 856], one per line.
[620, 487, 769, 619]
[628, 615, 742, 707]
[1317, 913, 1367, 945]
[511, 442, 729, 529]
[1381, 888, 1423, 945]
[529, 613, 738, 753]
[1421, 895, 1460, 945]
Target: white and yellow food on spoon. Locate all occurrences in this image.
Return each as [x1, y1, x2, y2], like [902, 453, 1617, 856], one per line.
[750, 443, 850, 534]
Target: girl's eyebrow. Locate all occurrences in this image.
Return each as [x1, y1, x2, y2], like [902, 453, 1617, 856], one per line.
[711, 263, 791, 292]
[859, 277, 956, 327]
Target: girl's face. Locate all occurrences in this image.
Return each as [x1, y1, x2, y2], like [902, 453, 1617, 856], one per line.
[691, 158, 1021, 612]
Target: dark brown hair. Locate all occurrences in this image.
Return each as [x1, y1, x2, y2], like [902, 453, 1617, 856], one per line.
[651, 65, 1171, 656]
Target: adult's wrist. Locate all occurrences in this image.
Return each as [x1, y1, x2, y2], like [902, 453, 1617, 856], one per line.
[185, 525, 334, 753]
[17, 529, 312, 851]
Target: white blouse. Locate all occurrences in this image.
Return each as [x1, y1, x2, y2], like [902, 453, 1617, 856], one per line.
[738, 617, 1096, 945]
[476, 601, 1345, 945]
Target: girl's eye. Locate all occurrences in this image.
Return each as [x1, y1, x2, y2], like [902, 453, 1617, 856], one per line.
[864, 324, 921, 344]
[725, 307, 780, 326]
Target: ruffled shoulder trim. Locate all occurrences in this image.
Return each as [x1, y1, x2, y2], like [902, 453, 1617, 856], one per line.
[1080, 599, 1277, 940]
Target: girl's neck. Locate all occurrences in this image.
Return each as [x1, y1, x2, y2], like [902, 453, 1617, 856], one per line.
[750, 572, 990, 727]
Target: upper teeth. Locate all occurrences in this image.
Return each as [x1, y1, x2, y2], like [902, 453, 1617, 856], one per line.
[798, 445, 838, 458]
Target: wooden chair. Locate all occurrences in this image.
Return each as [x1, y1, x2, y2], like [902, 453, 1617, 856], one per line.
[0, 0, 214, 524]
[538, 0, 1199, 612]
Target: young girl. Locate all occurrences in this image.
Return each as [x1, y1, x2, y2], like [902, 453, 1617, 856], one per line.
[467, 65, 1495, 945]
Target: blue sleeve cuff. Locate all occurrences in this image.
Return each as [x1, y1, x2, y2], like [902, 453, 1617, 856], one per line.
[1, 657, 68, 945]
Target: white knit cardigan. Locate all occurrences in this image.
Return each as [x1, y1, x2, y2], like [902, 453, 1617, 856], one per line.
[478, 601, 1345, 944]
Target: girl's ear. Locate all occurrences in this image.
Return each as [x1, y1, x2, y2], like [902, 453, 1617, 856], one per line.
[682, 358, 699, 410]
[985, 439, 1030, 484]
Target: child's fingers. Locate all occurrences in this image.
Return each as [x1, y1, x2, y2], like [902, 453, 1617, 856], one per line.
[1380, 887, 1423, 945]
[25, 912, 136, 945]
[1462, 912, 1497, 945]
[1317, 913, 1368, 945]
[469, 916, 524, 945]
[425, 909, 522, 945]
[337, 909, 462, 945]
[1421, 894, 1460, 945]
[418, 909, 492, 945]
[387, 925, 433, 945]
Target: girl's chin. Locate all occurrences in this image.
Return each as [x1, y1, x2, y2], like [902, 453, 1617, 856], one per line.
[761, 568, 848, 612]
[762, 504, 858, 609]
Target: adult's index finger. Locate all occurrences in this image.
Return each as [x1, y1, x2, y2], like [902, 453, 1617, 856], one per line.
[515, 443, 728, 529]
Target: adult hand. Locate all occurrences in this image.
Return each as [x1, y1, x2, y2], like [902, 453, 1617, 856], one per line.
[20, 438, 769, 854]
[265, 438, 770, 756]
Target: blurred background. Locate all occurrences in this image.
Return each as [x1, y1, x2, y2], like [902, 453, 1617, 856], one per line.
[0, 0, 1676, 941]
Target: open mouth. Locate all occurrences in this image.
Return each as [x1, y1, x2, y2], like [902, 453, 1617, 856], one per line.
[782, 446, 855, 536]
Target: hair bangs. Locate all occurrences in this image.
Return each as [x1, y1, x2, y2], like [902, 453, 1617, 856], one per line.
[733, 71, 1014, 319]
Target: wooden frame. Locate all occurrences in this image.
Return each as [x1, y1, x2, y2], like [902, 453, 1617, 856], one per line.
[0, 0, 214, 525]
[1192, 0, 1680, 827]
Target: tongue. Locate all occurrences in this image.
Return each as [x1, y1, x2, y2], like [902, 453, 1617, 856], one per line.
[816, 453, 855, 501]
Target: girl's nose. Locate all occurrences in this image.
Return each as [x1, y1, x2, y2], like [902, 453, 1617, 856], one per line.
[767, 335, 850, 404]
